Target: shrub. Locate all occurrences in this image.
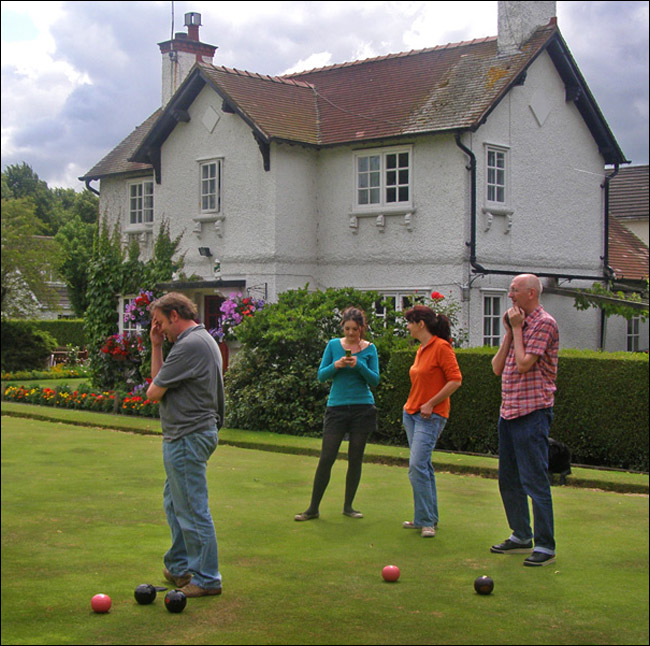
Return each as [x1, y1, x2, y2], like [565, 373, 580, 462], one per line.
[1, 320, 57, 372]
[225, 286, 408, 436]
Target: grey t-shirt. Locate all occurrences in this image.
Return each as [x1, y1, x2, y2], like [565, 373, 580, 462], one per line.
[153, 324, 225, 441]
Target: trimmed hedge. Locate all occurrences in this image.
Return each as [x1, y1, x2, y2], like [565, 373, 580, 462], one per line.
[25, 319, 86, 348]
[375, 347, 649, 472]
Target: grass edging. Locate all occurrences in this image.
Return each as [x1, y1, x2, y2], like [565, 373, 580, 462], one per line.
[2, 401, 647, 495]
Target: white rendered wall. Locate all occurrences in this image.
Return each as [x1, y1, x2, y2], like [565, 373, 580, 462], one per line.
[464, 50, 608, 348]
[313, 134, 468, 296]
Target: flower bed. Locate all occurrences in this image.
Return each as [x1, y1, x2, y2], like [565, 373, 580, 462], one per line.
[2, 384, 159, 418]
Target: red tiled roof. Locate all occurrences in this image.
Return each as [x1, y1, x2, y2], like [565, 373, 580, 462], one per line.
[83, 20, 627, 179]
[609, 218, 649, 281]
[199, 27, 555, 147]
[200, 66, 320, 145]
[609, 165, 649, 222]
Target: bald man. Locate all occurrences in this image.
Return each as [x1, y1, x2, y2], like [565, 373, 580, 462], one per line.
[490, 274, 559, 567]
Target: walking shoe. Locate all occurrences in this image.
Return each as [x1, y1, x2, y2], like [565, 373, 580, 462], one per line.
[523, 552, 556, 567]
[294, 511, 319, 521]
[421, 526, 436, 538]
[403, 521, 421, 529]
[403, 521, 438, 530]
[490, 539, 533, 554]
[179, 583, 222, 597]
[163, 567, 192, 588]
[342, 510, 363, 518]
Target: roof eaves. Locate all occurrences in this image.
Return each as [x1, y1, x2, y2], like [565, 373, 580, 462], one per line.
[545, 30, 629, 165]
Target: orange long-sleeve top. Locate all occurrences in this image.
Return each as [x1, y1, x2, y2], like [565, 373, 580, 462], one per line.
[404, 336, 462, 419]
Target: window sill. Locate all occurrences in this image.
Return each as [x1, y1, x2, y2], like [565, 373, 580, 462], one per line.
[193, 213, 223, 223]
[125, 223, 154, 234]
[348, 208, 415, 233]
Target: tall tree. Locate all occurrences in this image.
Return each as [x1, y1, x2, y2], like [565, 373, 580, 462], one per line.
[2, 163, 57, 234]
[1, 198, 61, 317]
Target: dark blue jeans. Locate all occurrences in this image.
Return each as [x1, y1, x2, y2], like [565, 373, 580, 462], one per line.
[498, 408, 555, 555]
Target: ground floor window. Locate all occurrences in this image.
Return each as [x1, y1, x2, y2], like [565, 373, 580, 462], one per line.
[482, 293, 504, 346]
[627, 316, 641, 352]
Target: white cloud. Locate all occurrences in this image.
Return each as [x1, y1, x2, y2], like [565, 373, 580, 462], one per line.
[282, 51, 334, 75]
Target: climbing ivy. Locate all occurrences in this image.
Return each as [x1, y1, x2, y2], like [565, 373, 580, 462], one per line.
[84, 218, 186, 389]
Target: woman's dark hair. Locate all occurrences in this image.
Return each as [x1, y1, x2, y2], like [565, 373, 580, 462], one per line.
[341, 307, 367, 339]
[403, 305, 452, 342]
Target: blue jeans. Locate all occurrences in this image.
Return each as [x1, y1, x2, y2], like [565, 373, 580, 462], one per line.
[162, 428, 221, 589]
[498, 409, 555, 555]
[403, 411, 447, 527]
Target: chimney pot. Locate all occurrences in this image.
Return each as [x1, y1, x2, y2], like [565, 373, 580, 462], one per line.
[185, 12, 201, 41]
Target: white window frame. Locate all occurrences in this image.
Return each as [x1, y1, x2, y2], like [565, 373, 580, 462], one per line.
[120, 295, 141, 335]
[374, 292, 423, 319]
[627, 316, 640, 352]
[128, 180, 154, 226]
[199, 159, 223, 215]
[482, 292, 505, 346]
[353, 146, 413, 213]
[485, 145, 509, 209]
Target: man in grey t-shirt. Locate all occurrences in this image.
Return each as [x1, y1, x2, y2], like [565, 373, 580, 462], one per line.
[147, 292, 224, 598]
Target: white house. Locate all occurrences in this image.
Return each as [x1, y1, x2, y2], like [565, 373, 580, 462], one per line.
[81, 1, 648, 351]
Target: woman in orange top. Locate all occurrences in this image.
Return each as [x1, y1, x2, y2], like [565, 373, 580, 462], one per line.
[402, 305, 462, 538]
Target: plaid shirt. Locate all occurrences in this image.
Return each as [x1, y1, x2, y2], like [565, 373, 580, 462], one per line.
[500, 306, 559, 420]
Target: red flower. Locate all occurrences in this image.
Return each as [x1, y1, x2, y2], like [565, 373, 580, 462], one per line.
[431, 291, 445, 301]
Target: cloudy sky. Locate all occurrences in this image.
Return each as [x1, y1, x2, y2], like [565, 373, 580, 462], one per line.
[1, 0, 648, 190]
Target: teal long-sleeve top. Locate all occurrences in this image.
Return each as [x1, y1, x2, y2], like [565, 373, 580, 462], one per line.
[317, 339, 380, 406]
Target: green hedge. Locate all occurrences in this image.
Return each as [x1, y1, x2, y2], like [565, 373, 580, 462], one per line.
[24, 319, 86, 348]
[375, 347, 649, 472]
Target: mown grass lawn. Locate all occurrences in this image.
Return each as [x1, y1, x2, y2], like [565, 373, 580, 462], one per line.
[1, 417, 648, 645]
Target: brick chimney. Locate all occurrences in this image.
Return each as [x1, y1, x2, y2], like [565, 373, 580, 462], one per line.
[158, 12, 217, 106]
[498, 1, 556, 56]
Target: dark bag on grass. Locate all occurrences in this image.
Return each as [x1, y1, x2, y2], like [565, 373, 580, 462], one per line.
[548, 437, 572, 485]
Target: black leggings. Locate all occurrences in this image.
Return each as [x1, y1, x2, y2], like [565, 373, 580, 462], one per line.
[305, 405, 375, 513]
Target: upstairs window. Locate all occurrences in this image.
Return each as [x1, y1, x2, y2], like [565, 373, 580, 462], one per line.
[129, 180, 154, 225]
[200, 160, 222, 214]
[486, 146, 508, 205]
[355, 147, 412, 210]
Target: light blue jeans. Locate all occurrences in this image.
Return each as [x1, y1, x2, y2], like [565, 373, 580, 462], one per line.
[403, 411, 447, 527]
[498, 408, 555, 555]
[162, 428, 221, 589]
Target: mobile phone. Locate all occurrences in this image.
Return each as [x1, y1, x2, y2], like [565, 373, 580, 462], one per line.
[345, 349, 352, 357]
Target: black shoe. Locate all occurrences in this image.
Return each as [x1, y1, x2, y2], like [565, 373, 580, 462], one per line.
[523, 551, 556, 567]
[490, 539, 533, 554]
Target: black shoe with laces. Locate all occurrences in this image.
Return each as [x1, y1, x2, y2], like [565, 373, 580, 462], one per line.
[523, 551, 556, 567]
[490, 539, 533, 554]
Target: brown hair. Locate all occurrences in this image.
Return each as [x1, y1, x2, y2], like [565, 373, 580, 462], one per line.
[341, 307, 368, 339]
[404, 305, 451, 342]
[150, 292, 198, 321]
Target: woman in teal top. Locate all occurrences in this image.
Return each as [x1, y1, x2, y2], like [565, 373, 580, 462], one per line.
[295, 307, 380, 521]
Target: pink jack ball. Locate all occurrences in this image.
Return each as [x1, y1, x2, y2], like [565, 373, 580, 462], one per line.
[91, 593, 112, 613]
[382, 565, 401, 582]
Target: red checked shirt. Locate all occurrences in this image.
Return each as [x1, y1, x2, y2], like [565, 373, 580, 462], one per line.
[500, 306, 559, 420]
